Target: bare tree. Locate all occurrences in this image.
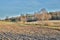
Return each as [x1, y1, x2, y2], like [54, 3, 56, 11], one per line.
[40, 8, 48, 20]
[5, 16, 9, 21]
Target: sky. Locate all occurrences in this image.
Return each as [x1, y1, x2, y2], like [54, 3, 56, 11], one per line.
[0, 0, 60, 19]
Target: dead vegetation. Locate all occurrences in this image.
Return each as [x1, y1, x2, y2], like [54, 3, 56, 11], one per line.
[0, 21, 60, 40]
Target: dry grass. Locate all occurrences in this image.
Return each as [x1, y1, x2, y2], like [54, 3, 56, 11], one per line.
[0, 20, 60, 33]
[0, 21, 60, 40]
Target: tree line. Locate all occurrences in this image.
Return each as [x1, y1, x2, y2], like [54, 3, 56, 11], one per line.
[4, 8, 60, 22]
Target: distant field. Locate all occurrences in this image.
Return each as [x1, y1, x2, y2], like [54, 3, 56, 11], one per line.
[0, 20, 60, 33]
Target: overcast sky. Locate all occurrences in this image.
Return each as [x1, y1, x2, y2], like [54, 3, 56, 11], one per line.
[0, 0, 60, 18]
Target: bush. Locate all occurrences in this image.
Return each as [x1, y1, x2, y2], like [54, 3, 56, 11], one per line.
[44, 22, 55, 26]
